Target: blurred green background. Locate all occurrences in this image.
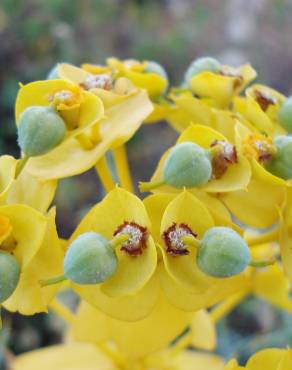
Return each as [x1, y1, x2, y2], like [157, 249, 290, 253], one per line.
[1, 0, 292, 367]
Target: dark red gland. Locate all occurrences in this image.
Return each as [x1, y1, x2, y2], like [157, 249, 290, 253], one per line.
[210, 140, 238, 179]
[163, 223, 197, 256]
[219, 67, 243, 90]
[113, 221, 148, 256]
[254, 90, 277, 112]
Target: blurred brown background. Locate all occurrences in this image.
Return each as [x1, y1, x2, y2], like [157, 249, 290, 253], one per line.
[1, 0, 292, 365]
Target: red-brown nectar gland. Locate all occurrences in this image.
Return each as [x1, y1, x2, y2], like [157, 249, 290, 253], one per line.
[210, 140, 238, 179]
[163, 223, 197, 256]
[80, 74, 113, 91]
[113, 221, 148, 256]
[253, 89, 277, 112]
[242, 134, 276, 164]
[219, 66, 243, 90]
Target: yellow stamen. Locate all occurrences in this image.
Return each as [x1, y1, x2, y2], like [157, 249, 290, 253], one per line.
[113, 145, 134, 192]
[95, 157, 116, 192]
[210, 291, 249, 323]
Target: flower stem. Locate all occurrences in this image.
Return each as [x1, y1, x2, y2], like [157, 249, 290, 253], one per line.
[39, 274, 67, 287]
[15, 155, 29, 178]
[139, 179, 165, 192]
[249, 259, 276, 268]
[110, 234, 129, 249]
[95, 157, 116, 192]
[113, 145, 134, 192]
[181, 235, 201, 248]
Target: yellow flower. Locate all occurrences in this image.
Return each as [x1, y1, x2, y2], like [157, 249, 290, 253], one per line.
[188, 63, 256, 108]
[25, 68, 152, 181]
[233, 84, 286, 136]
[141, 124, 251, 193]
[225, 348, 292, 370]
[221, 122, 286, 228]
[106, 58, 168, 98]
[4, 208, 63, 314]
[65, 187, 157, 315]
[143, 191, 249, 311]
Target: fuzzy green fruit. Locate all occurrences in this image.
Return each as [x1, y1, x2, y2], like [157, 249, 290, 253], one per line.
[145, 61, 168, 81]
[0, 252, 20, 302]
[184, 57, 221, 86]
[197, 227, 250, 278]
[17, 106, 66, 157]
[278, 97, 292, 133]
[64, 232, 118, 285]
[265, 135, 292, 180]
[163, 142, 212, 188]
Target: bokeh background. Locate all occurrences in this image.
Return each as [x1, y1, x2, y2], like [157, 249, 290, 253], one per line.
[1, 0, 292, 368]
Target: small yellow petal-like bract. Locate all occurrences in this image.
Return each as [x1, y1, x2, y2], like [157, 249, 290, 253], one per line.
[0, 155, 17, 204]
[4, 208, 64, 314]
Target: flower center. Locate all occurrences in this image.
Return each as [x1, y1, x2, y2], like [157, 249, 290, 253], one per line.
[80, 74, 113, 91]
[163, 223, 197, 256]
[242, 133, 276, 163]
[253, 90, 277, 112]
[113, 221, 148, 256]
[210, 140, 237, 179]
[49, 89, 80, 108]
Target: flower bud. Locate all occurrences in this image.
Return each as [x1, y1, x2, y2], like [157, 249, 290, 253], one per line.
[278, 97, 292, 132]
[64, 232, 118, 285]
[163, 142, 212, 188]
[0, 252, 20, 303]
[265, 135, 292, 180]
[144, 61, 168, 82]
[184, 57, 221, 86]
[197, 227, 250, 278]
[17, 106, 66, 157]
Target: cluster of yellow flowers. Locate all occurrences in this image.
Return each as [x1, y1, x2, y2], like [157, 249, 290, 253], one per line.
[2, 56, 292, 369]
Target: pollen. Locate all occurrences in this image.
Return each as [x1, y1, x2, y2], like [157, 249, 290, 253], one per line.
[80, 74, 113, 91]
[163, 223, 197, 256]
[49, 89, 80, 107]
[113, 221, 148, 256]
[242, 133, 276, 163]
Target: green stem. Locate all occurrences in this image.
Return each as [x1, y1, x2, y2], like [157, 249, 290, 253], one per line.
[39, 275, 67, 287]
[139, 179, 165, 192]
[15, 155, 29, 178]
[110, 234, 129, 249]
[249, 259, 276, 268]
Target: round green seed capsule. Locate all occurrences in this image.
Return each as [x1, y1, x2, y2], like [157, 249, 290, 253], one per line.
[265, 135, 292, 180]
[278, 97, 292, 133]
[144, 61, 168, 82]
[163, 142, 212, 188]
[0, 252, 20, 303]
[17, 106, 66, 157]
[184, 57, 221, 86]
[64, 232, 118, 285]
[197, 227, 250, 278]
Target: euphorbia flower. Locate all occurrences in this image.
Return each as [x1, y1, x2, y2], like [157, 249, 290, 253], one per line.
[106, 57, 168, 98]
[22, 70, 152, 181]
[140, 124, 251, 193]
[58, 187, 157, 313]
[233, 84, 286, 136]
[4, 208, 63, 314]
[185, 60, 256, 108]
[221, 122, 286, 228]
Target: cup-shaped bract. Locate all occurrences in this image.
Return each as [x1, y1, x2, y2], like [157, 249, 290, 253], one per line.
[64, 232, 118, 285]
